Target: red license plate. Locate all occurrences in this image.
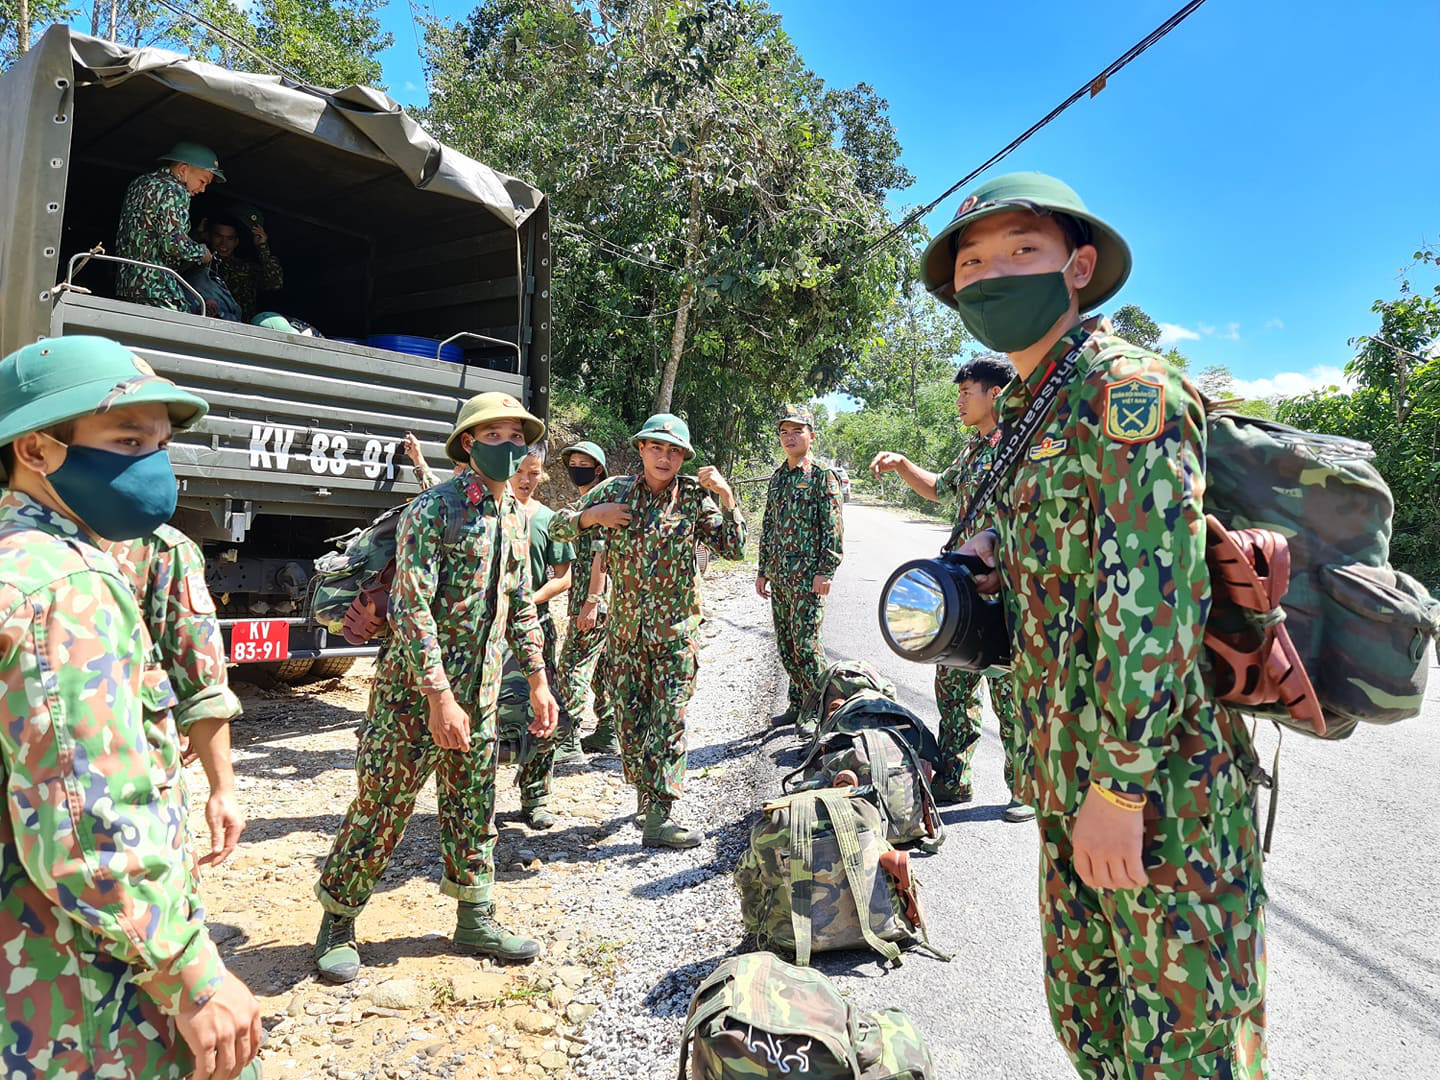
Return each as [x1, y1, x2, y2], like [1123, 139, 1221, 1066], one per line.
[229, 620, 291, 663]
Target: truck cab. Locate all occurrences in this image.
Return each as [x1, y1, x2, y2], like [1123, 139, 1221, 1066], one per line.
[0, 27, 553, 677]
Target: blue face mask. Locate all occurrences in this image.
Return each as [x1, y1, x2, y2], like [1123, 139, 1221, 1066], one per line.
[47, 441, 178, 540]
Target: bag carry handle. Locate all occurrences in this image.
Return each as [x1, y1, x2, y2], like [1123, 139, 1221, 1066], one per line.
[816, 790, 904, 967]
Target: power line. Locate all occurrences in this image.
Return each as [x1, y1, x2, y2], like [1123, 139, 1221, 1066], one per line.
[852, 0, 1213, 266]
[152, 0, 307, 85]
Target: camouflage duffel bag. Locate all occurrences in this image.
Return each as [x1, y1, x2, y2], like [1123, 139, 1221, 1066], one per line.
[496, 669, 576, 768]
[804, 691, 942, 774]
[802, 660, 897, 730]
[783, 726, 944, 851]
[678, 952, 935, 1079]
[734, 789, 948, 967]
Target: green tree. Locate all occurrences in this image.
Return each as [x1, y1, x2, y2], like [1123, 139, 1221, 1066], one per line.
[1111, 302, 1161, 352]
[2, 0, 75, 65]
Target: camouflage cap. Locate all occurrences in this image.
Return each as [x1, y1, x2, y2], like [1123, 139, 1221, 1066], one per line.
[560, 440, 608, 473]
[445, 391, 545, 461]
[158, 141, 226, 182]
[631, 413, 694, 459]
[921, 172, 1130, 312]
[0, 336, 209, 449]
[777, 403, 816, 429]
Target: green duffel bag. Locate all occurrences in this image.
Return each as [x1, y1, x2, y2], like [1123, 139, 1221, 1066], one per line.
[678, 952, 935, 1079]
[734, 789, 947, 968]
[495, 667, 576, 768]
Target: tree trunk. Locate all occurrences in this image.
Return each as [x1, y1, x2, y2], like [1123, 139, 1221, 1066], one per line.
[653, 172, 704, 415]
[109, 0, 120, 41]
[18, 0, 30, 53]
[91, 1, 102, 37]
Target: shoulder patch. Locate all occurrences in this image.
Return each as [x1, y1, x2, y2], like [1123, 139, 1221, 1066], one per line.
[1103, 376, 1165, 444]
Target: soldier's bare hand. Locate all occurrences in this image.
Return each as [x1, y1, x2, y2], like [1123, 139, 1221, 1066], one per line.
[576, 600, 599, 631]
[402, 431, 428, 470]
[869, 450, 907, 479]
[956, 530, 1003, 595]
[755, 575, 771, 599]
[199, 789, 246, 868]
[813, 575, 832, 596]
[585, 502, 632, 529]
[528, 682, 560, 738]
[426, 692, 472, 752]
[697, 465, 730, 496]
[1072, 787, 1150, 892]
[177, 971, 262, 1080]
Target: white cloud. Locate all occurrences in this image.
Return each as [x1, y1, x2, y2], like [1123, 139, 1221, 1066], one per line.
[1264, 318, 1285, 331]
[1219, 322, 1241, 342]
[1226, 365, 1350, 400]
[1196, 322, 1216, 336]
[404, 81, 420, 92]
[1157, 322, 1201, 348]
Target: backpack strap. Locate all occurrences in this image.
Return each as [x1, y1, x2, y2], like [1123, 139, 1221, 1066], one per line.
[877, 726, 946, 852]
[437, 479, 469, 546]
[816, 789, 903, 968]
[675, 970, 737, 1080]
[789, 795, 819, 968]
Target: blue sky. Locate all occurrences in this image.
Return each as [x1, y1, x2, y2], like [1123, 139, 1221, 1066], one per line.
[371, 1, 1438, 398]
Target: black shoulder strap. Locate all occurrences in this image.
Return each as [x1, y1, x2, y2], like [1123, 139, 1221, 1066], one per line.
[942, 334, 1089, 553]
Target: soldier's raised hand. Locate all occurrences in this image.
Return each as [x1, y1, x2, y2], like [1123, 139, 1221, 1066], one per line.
[402, 432, 425, 469]
[697, 465, 731, 498]
[869, 450, 908, 480]
[583, 502, 632, 529]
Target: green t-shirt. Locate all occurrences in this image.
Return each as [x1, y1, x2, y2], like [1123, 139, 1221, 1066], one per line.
[525, 502, 576, 621]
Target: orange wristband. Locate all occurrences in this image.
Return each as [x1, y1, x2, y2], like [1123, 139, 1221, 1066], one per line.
[1091, 784, 1146, 812]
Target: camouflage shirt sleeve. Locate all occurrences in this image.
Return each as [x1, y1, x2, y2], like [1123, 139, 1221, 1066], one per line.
[758, 472, 779, 577]
[155, 178, 208, 269]
[695, 490, 746, 561]
[816, 468, 845, 577]
[389, 491, 454, 693]
[0, 572, 226, 1015]
[257, 244, 284, 291]
[146, 535, 242, 733]
[503, 504, 547, 679]
[549, 478, 616, 545]
[1083, 361, 1210, 799]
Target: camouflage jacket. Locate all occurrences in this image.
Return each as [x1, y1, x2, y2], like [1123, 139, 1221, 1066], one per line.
[385, 472, 546, 708]
[0, 493, 225, 1074]
[935, 428, 1004, 534]
[104, 525, 242, 734]
[115, 169, 208, 309]
[213, 246, 284, 321]
[758, 456, 845, 585]
[564, 518, 609, 619]
[992, 318, 1257, 823]
[552, 475, 746, 644]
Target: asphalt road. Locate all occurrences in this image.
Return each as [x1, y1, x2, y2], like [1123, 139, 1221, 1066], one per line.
[765, 499, 1440, 1079]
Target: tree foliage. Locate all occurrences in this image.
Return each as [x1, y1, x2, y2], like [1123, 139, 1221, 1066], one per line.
[419, 0, 913, 469]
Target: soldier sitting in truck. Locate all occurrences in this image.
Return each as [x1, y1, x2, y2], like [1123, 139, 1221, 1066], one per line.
[115, 141, 220, 312]
[207, 211, 284, 322]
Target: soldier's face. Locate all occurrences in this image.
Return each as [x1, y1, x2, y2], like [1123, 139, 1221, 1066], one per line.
[778, 421, 812, 458]
[951, 210, 1087, 294]
[638, 439, 685, 483]
[463, 419, 527, 452]
[511, 455, 544, 500]
[177, 165, 214, 196]
[211, 225, 239, 257]
[67, 403, 173, 457]
[955, 380, 999, 428]
[568, 451, 598, 471]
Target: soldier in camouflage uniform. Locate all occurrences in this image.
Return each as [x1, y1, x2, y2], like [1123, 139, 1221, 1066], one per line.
[555, 441, 621, 756]
[104, 526, 248, 865]
[931, 173, 1268, 1078]
[207, 211, 284, 322]
[871, 355, 1031, 819]
[551, 415, 745, 849]
[0, 336, 262, 1078]
[756, 403, 844, 735]
[314, 393, 560, 982]
[115, 142, 222, 312]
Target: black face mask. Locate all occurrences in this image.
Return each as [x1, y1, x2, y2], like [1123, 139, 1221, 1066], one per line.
[568, 464, 600, 487]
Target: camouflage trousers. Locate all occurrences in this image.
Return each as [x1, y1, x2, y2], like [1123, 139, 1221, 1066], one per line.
[603, 633, 700, 805]
[933, 665, 1023, 793]
[1038, 797, 1268, 1079]
[517, 618, 570, 809]
[316, 663, 501, 912]
[770, 581, 826, 711]
[557, 613, 614, 739]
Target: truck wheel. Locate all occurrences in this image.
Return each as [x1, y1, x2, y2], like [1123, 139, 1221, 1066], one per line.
[258, 658, 315, 683]
[309, 656, 358, 679]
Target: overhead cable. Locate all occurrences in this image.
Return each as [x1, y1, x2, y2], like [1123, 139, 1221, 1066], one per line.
[152, 0, 308, 85]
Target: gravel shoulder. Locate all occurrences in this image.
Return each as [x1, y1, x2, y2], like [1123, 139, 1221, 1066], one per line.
[197, 568, 783, 1080]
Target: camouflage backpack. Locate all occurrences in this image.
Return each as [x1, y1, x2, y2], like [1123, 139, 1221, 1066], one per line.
[803, 691, 943, 775]
[734, 789, 948, 968]
[496, 667, 576, 768]
[311, 485, 466, 644]
[1204, 410, 1440, 739]
[803, 660, 897, 730]
[678, 952, 935, 1080]
[784, 723, 944, 851]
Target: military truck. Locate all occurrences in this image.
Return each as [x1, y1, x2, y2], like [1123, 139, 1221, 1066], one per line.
[0, 27, 553, 679]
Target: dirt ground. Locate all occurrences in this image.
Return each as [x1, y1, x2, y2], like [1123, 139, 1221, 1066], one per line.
[203, 662, 635, 1080]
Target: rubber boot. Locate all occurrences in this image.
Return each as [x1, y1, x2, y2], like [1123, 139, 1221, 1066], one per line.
[1003, 799, 1036, 823]
[930, 779, 974, 806]
[642, 801, 701, 850]
[453, 902, 541, 962]
[553, 729, 585, 765]
[314, 911, 360, 984]
[580, 718, 621, 755]
[523, 803, 557, 830]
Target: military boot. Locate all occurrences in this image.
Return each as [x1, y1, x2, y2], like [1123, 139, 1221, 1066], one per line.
[642, 802, 702, 850]
[770, 705, 799, 728]
[314, 911, 360, 984]
[633, 790, 651, 827]
[553, 730, 585, 765]
[523, 802, 557, 830]
[930, 779, 973, 805]
[454, 902, 541, 962]
[580, 718, 621, 755]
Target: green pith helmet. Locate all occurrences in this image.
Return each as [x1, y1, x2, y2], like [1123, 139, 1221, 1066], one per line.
[631, 413, 694, 459]
[158, 141, 226, 182]
[560, 440, 608, 474]
[0, 336, 209, 449]
[920, 172, 1130, 313]
[777, 403, 816, 429]
[445, 392, 545, 462]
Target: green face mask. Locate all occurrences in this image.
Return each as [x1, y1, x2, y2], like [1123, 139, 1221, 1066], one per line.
[469, 438, 529, 481]
[952, 251, 1076, 353]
